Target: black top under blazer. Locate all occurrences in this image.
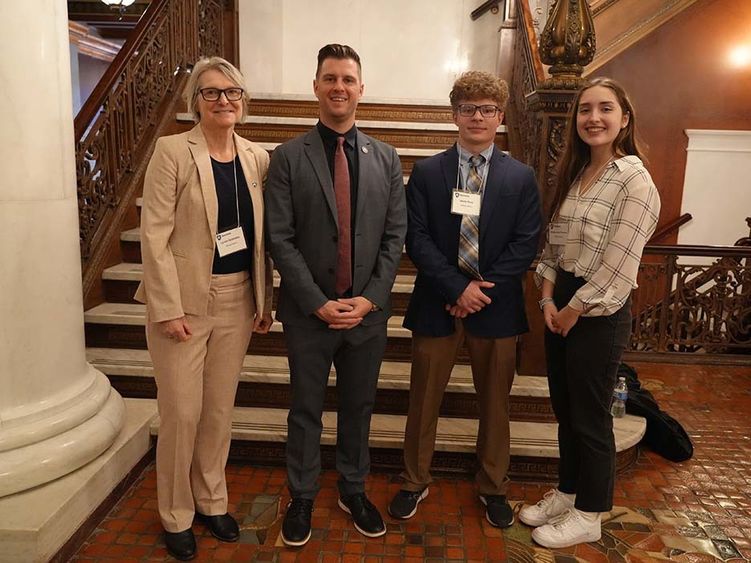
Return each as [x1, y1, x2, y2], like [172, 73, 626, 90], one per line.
[403, 144, 542, 339]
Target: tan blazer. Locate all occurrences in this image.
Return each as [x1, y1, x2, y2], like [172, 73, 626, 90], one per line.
[134, 124, 272, 322]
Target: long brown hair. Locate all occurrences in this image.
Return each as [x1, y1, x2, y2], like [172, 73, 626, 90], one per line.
[550, 77, 647, 219]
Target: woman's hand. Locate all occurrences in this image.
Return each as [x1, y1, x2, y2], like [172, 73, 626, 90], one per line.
[159, 316, 192, 342]
[253, 311, 274, 334]
[551, 306, 581, 337]
[542, 303, 559, 333]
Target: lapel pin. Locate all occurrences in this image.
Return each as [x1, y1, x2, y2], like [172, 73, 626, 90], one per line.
[361, 146, 368, 154]
[252, 181, 257, 187]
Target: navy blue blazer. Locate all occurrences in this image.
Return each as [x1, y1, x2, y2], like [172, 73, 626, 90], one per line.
[403, 144, 541, 338]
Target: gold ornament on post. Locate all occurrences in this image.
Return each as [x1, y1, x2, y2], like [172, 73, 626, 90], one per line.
[539, 0, 596, 88]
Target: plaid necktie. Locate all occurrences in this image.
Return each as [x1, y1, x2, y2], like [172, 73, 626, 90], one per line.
[458, 154, 484, 279]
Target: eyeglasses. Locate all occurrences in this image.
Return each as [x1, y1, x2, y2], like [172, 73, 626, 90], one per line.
[456, 104, 501, 118]
[199, 87, 244, 102]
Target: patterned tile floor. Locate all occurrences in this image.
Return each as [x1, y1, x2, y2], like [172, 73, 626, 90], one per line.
[71, 361, 751, 562]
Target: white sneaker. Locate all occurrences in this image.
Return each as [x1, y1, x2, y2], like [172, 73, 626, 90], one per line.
[531, 508, 601, 548]
[519, 488, 574, 527]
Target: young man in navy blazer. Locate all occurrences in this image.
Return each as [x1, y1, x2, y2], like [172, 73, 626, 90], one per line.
[389, 71, 541, 527]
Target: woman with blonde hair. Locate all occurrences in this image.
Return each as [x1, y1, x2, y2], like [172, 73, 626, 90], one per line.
[519, 77, 661, 548]
[135, 57, 273, 560]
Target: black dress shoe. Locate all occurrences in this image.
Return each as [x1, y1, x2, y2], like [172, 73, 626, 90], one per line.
[164, 529, 196, 561]
[281, 497, 314, 547]
[195, 512, 239, 542]
[338, 493, 386, 537]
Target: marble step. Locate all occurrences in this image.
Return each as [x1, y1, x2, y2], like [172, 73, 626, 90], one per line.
[102, 262, 415, 314]
[86, 347, 555, 422]
[119, 227, 416, 274]
[146, 402, 646, 481]
[85, 302, 454, 363]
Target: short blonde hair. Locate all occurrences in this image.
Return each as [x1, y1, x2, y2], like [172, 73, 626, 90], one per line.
[184, 57, 249, 121]
[449, 71, 509, 111]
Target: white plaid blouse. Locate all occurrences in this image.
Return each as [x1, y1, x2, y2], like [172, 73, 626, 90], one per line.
[535, 155, 661, 317]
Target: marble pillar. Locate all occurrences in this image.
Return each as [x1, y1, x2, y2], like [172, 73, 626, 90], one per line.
[0, 0, 125, 497]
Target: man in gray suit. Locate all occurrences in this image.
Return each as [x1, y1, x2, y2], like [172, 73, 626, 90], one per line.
[265, 44, 407, 547]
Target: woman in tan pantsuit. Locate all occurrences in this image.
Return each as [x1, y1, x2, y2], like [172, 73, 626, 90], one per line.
[134, 57, 273, 561]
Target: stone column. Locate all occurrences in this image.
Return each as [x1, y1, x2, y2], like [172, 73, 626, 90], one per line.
[0, 0, 125, 497]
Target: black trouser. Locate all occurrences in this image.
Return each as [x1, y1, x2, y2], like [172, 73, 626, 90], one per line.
[544, 270, 631, 512]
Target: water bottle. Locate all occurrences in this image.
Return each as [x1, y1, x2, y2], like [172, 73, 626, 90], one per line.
[611, 376, 627, 418]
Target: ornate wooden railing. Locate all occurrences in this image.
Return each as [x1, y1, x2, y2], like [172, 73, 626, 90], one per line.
[75, 0, 226, 300]
[506, 0, 545, 168]
[648, 212, 692, 243]
[632, 245, 751, 354]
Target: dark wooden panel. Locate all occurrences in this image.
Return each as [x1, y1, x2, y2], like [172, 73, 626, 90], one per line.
[246, 99, 454, 123]
[595, 0, 751, 243]
[84, 322, 471, 363]
[103, 375, 556, 421]
[226, 440, 639, 481]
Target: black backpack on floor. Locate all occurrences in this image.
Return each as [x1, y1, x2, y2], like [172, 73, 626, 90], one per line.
[618, 363, 694, 462]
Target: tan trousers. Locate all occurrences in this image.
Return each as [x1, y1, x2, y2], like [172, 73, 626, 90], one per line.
[146, 271, 254, 532]
[401, 320, 516, 495]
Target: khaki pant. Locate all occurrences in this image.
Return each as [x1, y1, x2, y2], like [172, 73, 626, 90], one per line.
[146, 271, 254, 532]
[401, 320, 516, 495]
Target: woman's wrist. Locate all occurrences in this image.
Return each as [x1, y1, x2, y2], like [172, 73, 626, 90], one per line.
[538, 297, 555, 311]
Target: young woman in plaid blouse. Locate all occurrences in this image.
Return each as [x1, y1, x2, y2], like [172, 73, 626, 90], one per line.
[520, 78, 661, 548]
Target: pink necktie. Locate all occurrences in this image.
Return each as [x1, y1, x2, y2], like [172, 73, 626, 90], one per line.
[334, 136, 352, 295]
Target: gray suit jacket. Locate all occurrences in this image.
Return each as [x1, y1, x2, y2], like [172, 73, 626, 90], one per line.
[265, 127, 407, 328]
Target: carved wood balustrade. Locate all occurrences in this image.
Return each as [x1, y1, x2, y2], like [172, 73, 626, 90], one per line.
[75, 0, 227, 303]
[632, 245, 751, 355]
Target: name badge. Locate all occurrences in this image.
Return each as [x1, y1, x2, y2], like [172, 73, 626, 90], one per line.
[215, 226, 247, 257]
[548, 221, 568, 245]
[451, 190, 482, 216]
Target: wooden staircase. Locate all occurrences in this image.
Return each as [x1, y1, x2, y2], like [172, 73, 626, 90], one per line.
[83, 98, 645, 481]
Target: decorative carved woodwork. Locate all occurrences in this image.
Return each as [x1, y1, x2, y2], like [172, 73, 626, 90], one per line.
[538, 0, 595, 87]
[519, 244, 751, 375]
[76, 0, 227, 301]
[508, 0, 579, 220]
[246, 99, 454, 123]
[633, 246, 751, 354]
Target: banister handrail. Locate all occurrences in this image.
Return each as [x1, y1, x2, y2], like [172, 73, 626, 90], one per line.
[648, 213, 692, 242]
[77, 0, 227, 305]
[642, 243, 751, 258]
[74, 0, 167, 138]
[516, 0, 545, 84]
[471, 0, 502, 21]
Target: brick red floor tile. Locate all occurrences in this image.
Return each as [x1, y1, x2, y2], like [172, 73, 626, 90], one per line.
[68, 362, 751, 562]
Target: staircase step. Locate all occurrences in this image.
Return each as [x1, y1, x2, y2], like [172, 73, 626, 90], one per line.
[86, 347, 554, 421]
[119, 228, 416, 275]
[102, 263, 414, 315]
[84, 302, 430, 362]
[145, 402, 645, 480]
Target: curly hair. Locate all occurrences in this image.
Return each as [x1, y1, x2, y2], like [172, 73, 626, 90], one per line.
[449, 71, 509, 110]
